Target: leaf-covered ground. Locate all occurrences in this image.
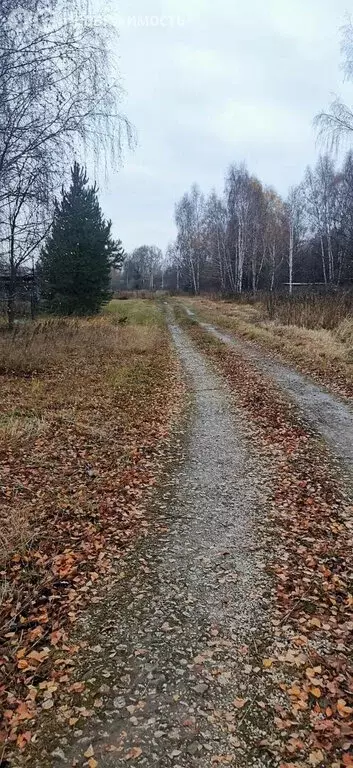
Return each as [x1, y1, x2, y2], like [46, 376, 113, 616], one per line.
[3, 300, 353, 768]
[0, 306, 184, 762]
[179, 311, 353, 767]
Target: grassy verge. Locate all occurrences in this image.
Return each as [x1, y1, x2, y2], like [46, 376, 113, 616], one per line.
[178, 310, 353, 767]
[0, 301, 183, 757]
[103, 297, 165, 326]
[178, 297, 353, 399]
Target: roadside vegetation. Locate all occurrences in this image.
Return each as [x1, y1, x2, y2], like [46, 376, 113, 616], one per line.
[178, 295, 353, 399]
[104, 298, 164, 326]
[0, 300, 183, 757]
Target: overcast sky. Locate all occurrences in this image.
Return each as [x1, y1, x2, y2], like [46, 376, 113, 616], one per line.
[100, 0, 353, 253]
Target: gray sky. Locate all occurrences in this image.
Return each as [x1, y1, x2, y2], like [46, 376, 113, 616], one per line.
[100, 0, 353, 253]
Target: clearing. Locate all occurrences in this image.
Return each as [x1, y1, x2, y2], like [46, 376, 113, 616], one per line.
[1, 299, 353, 767]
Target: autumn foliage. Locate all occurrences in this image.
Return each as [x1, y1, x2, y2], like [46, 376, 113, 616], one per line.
[0, 311, 182, 757]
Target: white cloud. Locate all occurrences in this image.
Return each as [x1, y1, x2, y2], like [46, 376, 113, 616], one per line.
[213, 99, 311, 145]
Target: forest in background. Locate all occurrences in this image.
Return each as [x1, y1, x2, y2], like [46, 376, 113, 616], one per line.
[121, 151, 353, 297]
[119, 22, 353, 297]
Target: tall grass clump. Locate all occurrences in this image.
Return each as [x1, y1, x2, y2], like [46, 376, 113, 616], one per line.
[265, 293, 353, 330]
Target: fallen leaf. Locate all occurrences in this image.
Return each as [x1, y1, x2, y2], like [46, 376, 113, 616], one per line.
[16, 703, 34, 721]
[233, 698, 247, 709]
[309, 750, 324, 766]
[42, 699, 54, 710]
[125, 747, 142, 760]
[337, 699, 353, 718]
[16, 731, 32, 750]
[69, 682, 86, 694]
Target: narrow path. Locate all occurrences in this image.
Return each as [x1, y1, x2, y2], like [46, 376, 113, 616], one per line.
[184, 306, 353, 479]
[46, 317, 271, 768]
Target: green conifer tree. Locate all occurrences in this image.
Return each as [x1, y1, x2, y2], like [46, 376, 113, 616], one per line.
[40, 162, 125, 314]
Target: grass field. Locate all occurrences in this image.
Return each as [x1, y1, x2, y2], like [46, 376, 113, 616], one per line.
[177, 296, 353, 398]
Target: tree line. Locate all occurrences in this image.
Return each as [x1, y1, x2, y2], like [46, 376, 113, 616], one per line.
[162, 152, 353, 295]
[121, 149, 353, 297]
[117, 246, 164, 292]
[161, 22, 353, 296]
[120, 20, 353, 298]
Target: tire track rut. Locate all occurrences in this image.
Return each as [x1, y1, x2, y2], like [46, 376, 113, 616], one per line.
[43, 314, 273, 768]
[184, 306, 353, 488]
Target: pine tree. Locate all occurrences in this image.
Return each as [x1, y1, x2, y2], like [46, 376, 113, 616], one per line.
[40, 162, 125, 315]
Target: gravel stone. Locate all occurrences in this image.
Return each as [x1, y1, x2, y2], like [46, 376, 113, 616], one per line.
[193, 683, 209, 695]
[113, 696, 126, 709]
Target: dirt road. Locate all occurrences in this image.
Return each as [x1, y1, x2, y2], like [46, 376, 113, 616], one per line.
[33, 315, 273, 768]
[184, 306, 353, 486]
[20, 308, 353, 767]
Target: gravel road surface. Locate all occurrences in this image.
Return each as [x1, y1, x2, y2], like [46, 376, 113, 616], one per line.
[44, 316, 272, 768]
[184, 306, 353, 487]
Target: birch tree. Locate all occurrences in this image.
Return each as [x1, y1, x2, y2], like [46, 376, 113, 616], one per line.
[285, 186, 303, 295]
[315, 22, 353, 148]
[0, 0, 132, 324]
[175, 186, 205, 294]
[203, 191, 228, 291]
[226, 164, 252, 293]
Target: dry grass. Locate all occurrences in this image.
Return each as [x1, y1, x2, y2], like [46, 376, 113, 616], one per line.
[0, 413, 48, 442]
[178, 296, 353, 397]
[265, 293, 353, 330]
[0, 302, 173, 563]
[0, 510, 32, 565]
[104, 297, 165, 326]
[0, 317, 119, 375]
[335, 317, 353, 351]
[0, 314, 164, 376]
